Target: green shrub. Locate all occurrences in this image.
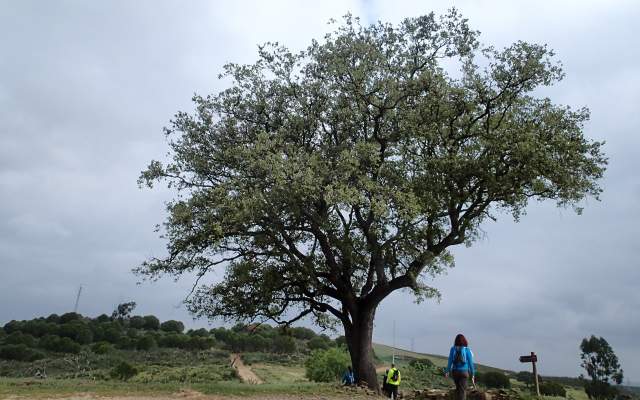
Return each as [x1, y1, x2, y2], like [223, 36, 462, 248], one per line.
[540, 381, 567, 397]
[110, 361, 138, 381]
[478, 371, 511, 389]
[584, 381, 618, 400]
[307, 335, 332, 350]
[289, 327, 316, 340]
[59, 312, 82, 324]
[136, 336, 157, 351]
[20, 320, 57, 337]
[334, 336, 347, 347]
[95, 314, 111, 323]
[116, 337, 137, 350]
[409, 358, 435, 370]
[58, 322, 93, 344]
[91, 341, 113, 354]
[3, 320, 23, 334]
[272, 335, 296, 354]
[402, 360, 450, 390]
[0, 344, 45, 361]
[143, 315, 160, 330]
[128, 316, 146, 329]
[93, 322, 123, 344]
[5, 332, 36, 347]
[187, 328, 209, 337]
[185, 336, 215, 351]
[157, 333, 190, 349]
[46, 314, 61, 324]
[38, 335, 81, 353]
[305, 347, 351, 382]
[130, 364, 236, 383]
[160, 320, 184, 334]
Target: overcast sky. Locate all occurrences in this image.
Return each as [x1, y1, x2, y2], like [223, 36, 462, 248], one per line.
[1, 0, 638, 384]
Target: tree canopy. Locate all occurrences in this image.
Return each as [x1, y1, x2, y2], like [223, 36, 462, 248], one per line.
[138, 10, 606, 388]
[581, 335, 624, 385]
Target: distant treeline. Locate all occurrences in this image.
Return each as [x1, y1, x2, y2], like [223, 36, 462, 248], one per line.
[0, 312, 338, 362]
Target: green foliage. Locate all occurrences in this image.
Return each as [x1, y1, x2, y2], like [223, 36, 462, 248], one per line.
[188, 328, 210, 337]
[0, 344, 44, 361]
[517, 371, 534, 385]
[45, 314, 61, 324]
[91, 341, 113, 354]
[59, 312, 82, 324]
[4, 332, 36, 347]
[143, 315, 160, 330]
[584, 380, 619, 400]
[116, 337, 137, 350]
[307, 335, 332, 351]
[58, 322, 93, 344]
[112, 302, 137, 321]
[272, 335, 296, 354]
[186, 336, 215, 351]
[289, 327, 316, 340]
[128, 316, 146, 329]
[16, 320, 57, 338]
[38, 335, 81, 354]
[409, 358, 435, 370]
[540, 381, 567, 397]
[160, 320, 184, 334]
[136, 336, 157, 351]
[110, 361, 138, 381]
[157, 334, 189, 349]
[96, 314, 111, 323]
[402, 361, 450, 390]
[130, 364, 237, 384]
[3, 321, 22, 334]
[93, 322, 123, 344]
[478, 371, 511, 389]
[580, 336, 623, 385]
[304, 347, 351, 382]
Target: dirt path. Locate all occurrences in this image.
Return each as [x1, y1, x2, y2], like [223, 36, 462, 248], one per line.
[230, 353, 264, 384]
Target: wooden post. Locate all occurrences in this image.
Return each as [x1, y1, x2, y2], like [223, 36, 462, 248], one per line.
[519, 352, 540, 397]
[531, 352, 540, 397]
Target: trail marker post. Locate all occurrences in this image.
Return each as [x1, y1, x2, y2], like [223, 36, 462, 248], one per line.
[519, 352, 540, 396]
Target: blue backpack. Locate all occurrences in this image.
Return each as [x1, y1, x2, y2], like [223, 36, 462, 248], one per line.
[454, 346, 466, 366]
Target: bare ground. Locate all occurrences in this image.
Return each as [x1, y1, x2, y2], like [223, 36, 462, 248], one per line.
[229, 354, 264, 385]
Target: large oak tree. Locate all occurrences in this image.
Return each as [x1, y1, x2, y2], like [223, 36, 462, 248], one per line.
[138, 10, 606, 389]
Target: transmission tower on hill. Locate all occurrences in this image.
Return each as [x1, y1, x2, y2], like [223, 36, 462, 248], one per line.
[73, 285, 83, 313]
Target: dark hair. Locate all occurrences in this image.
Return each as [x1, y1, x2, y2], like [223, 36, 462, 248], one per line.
[454, 334, 468, 347]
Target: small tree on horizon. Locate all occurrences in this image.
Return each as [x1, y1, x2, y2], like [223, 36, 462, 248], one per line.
[138, 10, 606, 390]
[580, 335, 624, 400]
[111, 302, 137, 321]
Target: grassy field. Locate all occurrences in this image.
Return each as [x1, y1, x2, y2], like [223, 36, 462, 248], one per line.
[251, 364, 307, 384]
[372, 343, 508, 373]
[0, 377, 376, 399]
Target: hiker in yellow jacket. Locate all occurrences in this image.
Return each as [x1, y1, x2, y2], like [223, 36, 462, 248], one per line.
[386, 363, 401, 399]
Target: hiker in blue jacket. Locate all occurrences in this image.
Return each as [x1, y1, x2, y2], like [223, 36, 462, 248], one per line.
[342, 366, 355, 386]
[445, 333, 476, 400]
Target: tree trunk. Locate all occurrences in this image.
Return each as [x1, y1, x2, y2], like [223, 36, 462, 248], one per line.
[345, 307, 379, 391]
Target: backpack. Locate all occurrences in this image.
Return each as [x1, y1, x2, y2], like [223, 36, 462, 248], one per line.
[392, 368, 399, 381]
[454, 346, 466, 366]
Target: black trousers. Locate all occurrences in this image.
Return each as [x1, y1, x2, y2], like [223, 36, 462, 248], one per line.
[388, 384, 399, 399]
[452, 370, 469, 400]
